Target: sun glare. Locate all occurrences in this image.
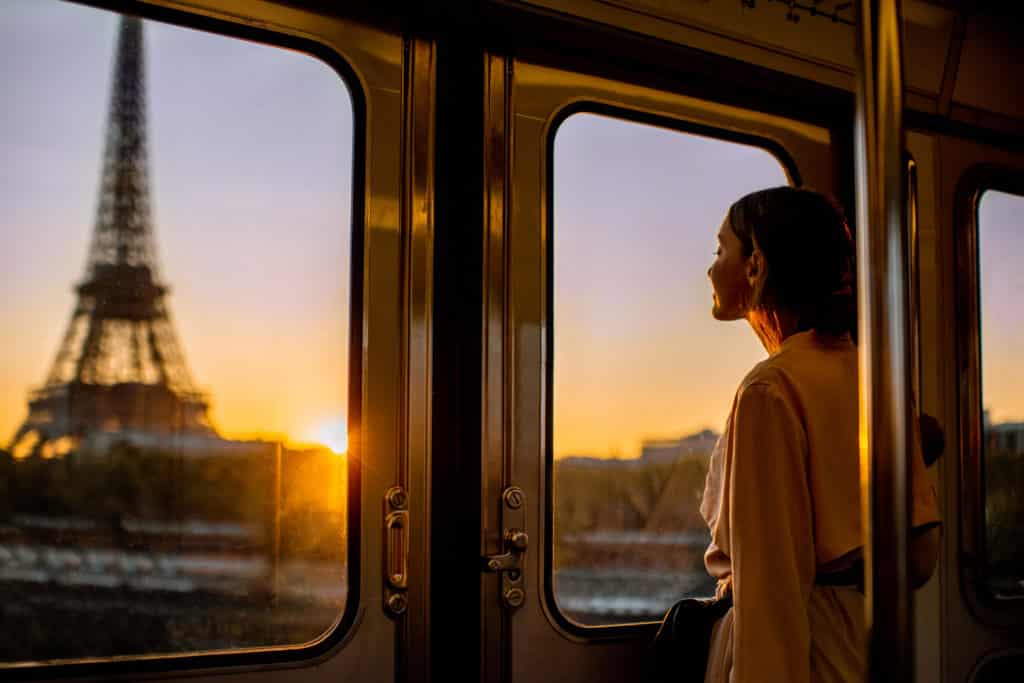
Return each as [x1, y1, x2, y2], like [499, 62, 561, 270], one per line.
[310, 417, 348, 455]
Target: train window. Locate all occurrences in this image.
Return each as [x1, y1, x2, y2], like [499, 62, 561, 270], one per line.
[551, 112, 789, 625]
[978, 188, 1024, 601]
[1, 1, 353, 664]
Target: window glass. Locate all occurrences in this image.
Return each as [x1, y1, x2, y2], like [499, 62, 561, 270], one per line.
[552, 113, 788, 625]
[979, 189, 1024, 601]
[0, 1, 353, 662]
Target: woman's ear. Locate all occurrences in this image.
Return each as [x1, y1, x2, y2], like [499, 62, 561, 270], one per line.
[746, 249, 765, 288]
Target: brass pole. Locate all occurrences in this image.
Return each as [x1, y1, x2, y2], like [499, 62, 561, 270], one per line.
[854, 0, 914, 680]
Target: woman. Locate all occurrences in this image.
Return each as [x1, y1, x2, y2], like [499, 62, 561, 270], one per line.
[700, 187, 940, 683]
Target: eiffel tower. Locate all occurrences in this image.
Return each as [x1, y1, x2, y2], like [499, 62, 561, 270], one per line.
[9, 16, 215, 458]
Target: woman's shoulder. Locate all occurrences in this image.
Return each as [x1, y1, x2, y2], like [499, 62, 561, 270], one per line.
[731, 362, 797, 421]
[744, 332, 855, 388]
[737, 355, 790, 394]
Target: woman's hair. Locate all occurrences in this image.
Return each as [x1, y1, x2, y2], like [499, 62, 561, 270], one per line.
[727, 186, 856, 340]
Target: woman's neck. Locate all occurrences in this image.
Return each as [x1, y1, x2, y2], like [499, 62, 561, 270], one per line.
[746, 307, 800, 355]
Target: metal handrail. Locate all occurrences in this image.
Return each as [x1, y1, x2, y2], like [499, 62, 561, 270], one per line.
[854, 1, 914, 681]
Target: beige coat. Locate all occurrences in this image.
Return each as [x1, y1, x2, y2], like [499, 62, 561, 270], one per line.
[699, 331, 940, 683]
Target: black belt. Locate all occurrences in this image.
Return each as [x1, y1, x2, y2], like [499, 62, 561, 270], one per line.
[815, 560, 864, 592]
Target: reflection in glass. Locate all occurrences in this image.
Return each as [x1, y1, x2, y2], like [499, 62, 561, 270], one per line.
[552, 114, 788, 624]
[1, 1, 351, 662]
[979, 189, 1024, 601]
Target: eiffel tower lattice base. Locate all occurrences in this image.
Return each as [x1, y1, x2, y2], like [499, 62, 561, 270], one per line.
[8, 16, 218, 459]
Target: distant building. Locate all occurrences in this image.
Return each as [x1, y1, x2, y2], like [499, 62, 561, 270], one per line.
[986, 422, 1024, 455]
[639, 429, 719, 464]
[558, 429, 720, 468]
[75, 429, 275, 459]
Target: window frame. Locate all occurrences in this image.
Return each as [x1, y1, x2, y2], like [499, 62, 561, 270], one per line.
[955, 164, 1024, 627]
[2, 1, 367, 676]
[544, 101, 801, 638]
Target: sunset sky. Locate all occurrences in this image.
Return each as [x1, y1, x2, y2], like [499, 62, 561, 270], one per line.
[2, 1, 1021, 460]
[980, 190, 1024, 426]
[2, 1, 352, 452]
[553, 115, 782, 458]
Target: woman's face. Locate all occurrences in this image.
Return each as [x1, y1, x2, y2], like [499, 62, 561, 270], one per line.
[708, 216, 751, 321]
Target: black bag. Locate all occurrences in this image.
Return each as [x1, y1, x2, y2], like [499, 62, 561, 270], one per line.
[651, 591, 733, 683]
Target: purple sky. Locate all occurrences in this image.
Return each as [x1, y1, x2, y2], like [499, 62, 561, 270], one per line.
[553, 114, 785, 457]
[980, 190, 1024, 425]
[2, 1, 1020, 458]
[2, 0, 353, 449]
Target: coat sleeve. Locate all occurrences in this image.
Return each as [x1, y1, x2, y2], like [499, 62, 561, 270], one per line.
[728, 381, 815, 683]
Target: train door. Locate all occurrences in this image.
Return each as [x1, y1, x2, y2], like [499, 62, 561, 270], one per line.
[477, 52, 841, 681]
[2, 1, 432, 681]
[910, 127, 1024, 682]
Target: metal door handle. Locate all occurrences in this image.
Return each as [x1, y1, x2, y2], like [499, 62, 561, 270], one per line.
[385, 510, 408, 590]
[384, 486, 409, 615]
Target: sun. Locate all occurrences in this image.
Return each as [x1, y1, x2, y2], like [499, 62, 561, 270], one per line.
[310, 417, 348, 455]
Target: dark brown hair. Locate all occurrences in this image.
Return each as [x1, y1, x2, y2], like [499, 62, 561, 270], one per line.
[728, 186, 856, 340]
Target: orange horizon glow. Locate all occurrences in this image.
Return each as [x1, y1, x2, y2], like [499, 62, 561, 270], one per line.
[0, 415, 349, 459]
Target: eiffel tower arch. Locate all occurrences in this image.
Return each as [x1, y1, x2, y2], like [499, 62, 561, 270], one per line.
[9, 16, 216, 459]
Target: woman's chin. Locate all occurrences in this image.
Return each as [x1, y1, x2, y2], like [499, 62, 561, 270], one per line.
[711, 304, 741, 322]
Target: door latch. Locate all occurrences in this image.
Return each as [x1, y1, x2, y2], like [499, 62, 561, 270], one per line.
[481, 486, 528, 609]
[384, 486, 409, 616]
